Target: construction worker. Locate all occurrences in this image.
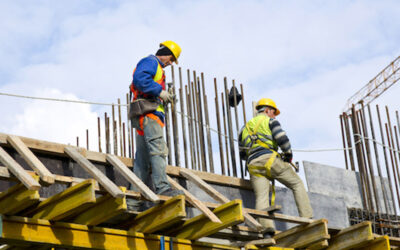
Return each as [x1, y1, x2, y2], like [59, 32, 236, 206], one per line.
[239, 98, 313, 238]
[127, 41, 183, 210]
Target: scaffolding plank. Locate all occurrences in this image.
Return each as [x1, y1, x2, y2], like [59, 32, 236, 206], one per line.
[72, 187, 127, 226]
[0, 178, 40, 215]
[274, 219, 329, 248]
[7, 135, 55, 185]
[179, 168, 263, 231]
[106, 154, 159, 203]
[0, 147, 40, 191]
[0, 215, 240, 250]
[129, 195, 186, 233]
[167, 176, 222, 223]
[173, 199, 245, 240]
[27, 179, 96, 221]
[307, 240, 329, 250]
[361, 235, 390, 250]
[327, 221, 373, 249]
[64, 146, 124, 198]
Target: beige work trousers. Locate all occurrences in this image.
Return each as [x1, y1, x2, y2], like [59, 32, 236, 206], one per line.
[249, 153, 313, 232]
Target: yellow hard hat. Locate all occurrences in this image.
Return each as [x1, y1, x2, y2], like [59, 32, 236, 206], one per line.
[160, 40, 181, 64]
[256, 98, 280, 116]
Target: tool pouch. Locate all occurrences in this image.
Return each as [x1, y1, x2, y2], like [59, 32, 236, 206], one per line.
[128, 99, 159, 119]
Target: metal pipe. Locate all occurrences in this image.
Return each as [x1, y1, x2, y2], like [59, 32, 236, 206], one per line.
[170, 66, 180, 167]
[186, 85, 196, 170]
[196, 76, 207, 172]
[126, 93, 131, 158]
[123, 122, 126, 157]
[356, 109, 374, 211]
[377, 104, 397, 215]
[343, 113, 356, 171]
[240, 83, 248, 177]
[86, 129, 89, 150]
[105, 113, 110, 154]
[340, 114, 349, 170]
[232, 80, 244, 178]
[360, 101, 380, 214]
[97, 117, 102, 153]
[385, 122, 400, 212]
[76, 136, 79, 147]
[224, 78, 237, 177]
[179, 67, 188, 168]
[111, 104, 118, 155]
[367, 104, 391, 215]
[191, 80, 200, 171]
[118, 98, 123, 156]
[214, 79, 225, 175]
[221, 92, 231, 176]
[202, 73, 214, 173]
[350, 106, 368, 210]
[164, 99, 172, 165]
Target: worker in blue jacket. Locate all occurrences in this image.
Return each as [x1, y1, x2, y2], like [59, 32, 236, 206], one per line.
[128, 41, 183, 210]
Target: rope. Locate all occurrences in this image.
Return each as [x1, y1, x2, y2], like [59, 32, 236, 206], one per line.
[2, 91, 397, 153]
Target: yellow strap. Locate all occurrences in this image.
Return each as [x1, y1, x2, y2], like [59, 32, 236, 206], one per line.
[271, 180, 275, 206]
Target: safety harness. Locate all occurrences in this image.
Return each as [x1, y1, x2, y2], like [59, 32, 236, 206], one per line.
[243, 115, 279, 206]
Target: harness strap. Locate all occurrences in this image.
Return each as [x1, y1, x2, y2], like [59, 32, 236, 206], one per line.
[137, 113, 165, 136]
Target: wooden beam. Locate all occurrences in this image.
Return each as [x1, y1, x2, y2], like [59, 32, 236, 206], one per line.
[327, 221, 374, 249]
[0, 215, 241, 250]
[0, 178, 40, 215]
[231, 238, 275, 247]
[167, 176, 222, 223]
[0, 132, 252, 190]
[307, 240, 329, 250]
[27, 179, 96, 221]
[0, 146, 40, 191]
[274, 219, 330, 248]
[173, 199, 245, 240]
[128, 195, 186, 233]
[106, 154, 159, 203]
[64, 146, 124, 198]
[72, 187, 127, 226]
[6, 135, 55, 185]
[365, 236, 390, 250]
[179, 168, 263, 231]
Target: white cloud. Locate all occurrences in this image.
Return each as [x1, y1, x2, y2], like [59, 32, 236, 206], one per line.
[1, 0, 400, 175]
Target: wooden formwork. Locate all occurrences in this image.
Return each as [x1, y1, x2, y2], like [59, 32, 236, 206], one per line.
[0, 132, 394, 249]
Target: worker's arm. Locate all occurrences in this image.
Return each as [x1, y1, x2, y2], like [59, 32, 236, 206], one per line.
[269, 119, 291, 154]
[132, 56, 163, 97]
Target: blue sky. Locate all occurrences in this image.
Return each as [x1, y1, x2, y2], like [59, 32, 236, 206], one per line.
[1, 0, 400, 178]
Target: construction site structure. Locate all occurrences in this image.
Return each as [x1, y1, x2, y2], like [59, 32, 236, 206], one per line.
[0, 132, 398, 249]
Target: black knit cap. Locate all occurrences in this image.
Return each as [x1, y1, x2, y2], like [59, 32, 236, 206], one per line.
[156, 45, 174, 57]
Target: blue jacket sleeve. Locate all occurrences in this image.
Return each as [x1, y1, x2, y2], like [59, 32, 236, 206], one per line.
[132, 56, 163, 97]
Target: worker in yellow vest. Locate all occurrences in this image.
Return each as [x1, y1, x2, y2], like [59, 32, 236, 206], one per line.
[239, 98, 313, 238]
[128, 41, 183, 210]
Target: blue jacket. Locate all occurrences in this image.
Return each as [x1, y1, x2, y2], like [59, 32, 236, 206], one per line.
[133, 55, 165, 97]
[132, 55, 166, 122]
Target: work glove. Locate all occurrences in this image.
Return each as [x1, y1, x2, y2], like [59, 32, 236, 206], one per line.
[159, 90, 175, 103]
[282, 150, 293, 163]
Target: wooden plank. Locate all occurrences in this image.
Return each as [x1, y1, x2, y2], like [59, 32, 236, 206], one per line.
[179, 168, 263, 230]
[72, 187, 127, 226]
[27, 179, 96, 221]
[212, 226, 263, 241]
[128, 195, 186, 233]
[106, 154, 159, 203]
[307, 240, 329, 250]
[0, 177, 40, 215]
[274, 219, 330, 248]
[232, 238, 275, 247]
[7, 135, 55, 184]
[0, 132, 252, 190]
[327, 221, 373, 250]
[64, 146, 124, 198]
[0, 146, 40, 191]
[0, 215, 240, 250]
[167, 176, 222, 223]
[173, 199, 245, 240]
[365, 235, 390, 250]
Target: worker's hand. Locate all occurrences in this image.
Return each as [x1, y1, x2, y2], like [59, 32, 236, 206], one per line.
[159, 90, 174, 103]
[282, 150, 293, 163]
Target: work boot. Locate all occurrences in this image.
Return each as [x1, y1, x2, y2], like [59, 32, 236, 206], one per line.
[159, 188, 184, 197]
[126, 199, 144, 212]
[262, 231, 275, 239]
